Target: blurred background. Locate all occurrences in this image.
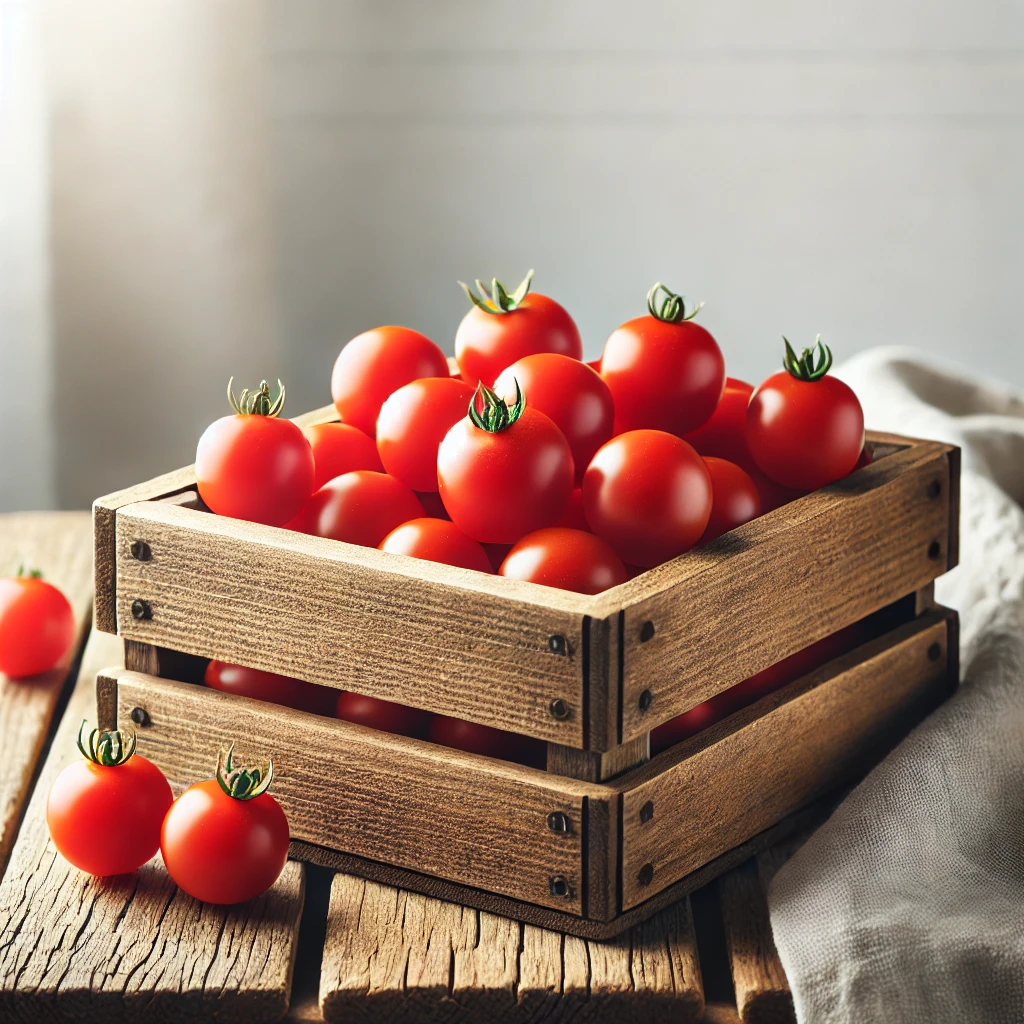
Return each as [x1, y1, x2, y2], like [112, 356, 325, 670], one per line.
[1, 0, 1022, 512]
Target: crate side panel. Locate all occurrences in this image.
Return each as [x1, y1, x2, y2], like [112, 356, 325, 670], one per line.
[618, 610, 954, 910]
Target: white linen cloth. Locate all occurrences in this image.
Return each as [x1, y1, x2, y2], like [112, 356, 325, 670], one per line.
[768, 347, 1024, 1023]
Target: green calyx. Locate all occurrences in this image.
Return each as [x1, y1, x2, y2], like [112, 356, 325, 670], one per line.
[468, 379, 525, 433]
[77, 720, 137, 767]
[782, 335, 833, 382]
[15, 565, 42, 579]
[459, 269, 534, 315]
[646, 282, 704, 324]
[216, 742, 274, 801]
[227, 378, 286, 417]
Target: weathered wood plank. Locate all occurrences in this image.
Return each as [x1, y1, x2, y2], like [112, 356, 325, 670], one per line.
[0, 630, 306, 1023]
[0, 511, 94, 879]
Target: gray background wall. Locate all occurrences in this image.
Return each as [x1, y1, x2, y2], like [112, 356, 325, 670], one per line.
[2, 0, 1023, 510]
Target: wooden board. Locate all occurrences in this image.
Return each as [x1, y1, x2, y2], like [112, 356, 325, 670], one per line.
[616, 607, 956, 909]
[103, 669, 609, 915]
[319, 873, 704, 1024]
[0, 512, 94, 878]
[0, 629, 306, 1023]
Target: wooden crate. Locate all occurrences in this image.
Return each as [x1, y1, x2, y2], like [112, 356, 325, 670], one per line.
[92, 418, 960, 937]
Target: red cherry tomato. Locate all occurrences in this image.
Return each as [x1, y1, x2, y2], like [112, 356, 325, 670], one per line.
[455, 271, 582, 387]
[331, 326, 449, 437]
[0, 571, 75, 678]
[494, 354, 614, 485]
[557, 488, 590, 531]
[197, 379, 314, 527]
[854, 444, 874, 471]
[699, 458, 763, 544]
[601, 284, 725, 436]
[161, 747, 288, 904]
[47, 724, 172, 876]
[305, 471, 424, 547]
[583, 430, 712, 567]
[499, 528, 627, 594]
[380, 518, 492, 574]
[304, 422, 382, 491]
[482, 543, 512, 573]
[437, 385, 574, 544]
[336, 691, 430, 738]
[204, 660, 337, 716]
[685, 378, 754, 466]
[651, 699, 720, 755]
[428, 715, 531, 763]
[747, 338, 865, 490]
[376, 377, 475, 492]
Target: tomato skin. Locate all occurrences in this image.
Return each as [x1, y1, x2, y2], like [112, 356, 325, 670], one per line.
[500, 527, 627, 594]
[47, 755, 172, 875]
[600, 317, 725, 436]
[455, 294, 582, 387]
[557, 488, 590, 531]
[684, 378, 754, 466]
[415, 490, 451, 521]
[582, 430, 713, 567]
[494, 355, 614, 485]
[161, 781, 289, 904]
[377, 378, 475, 492]
[336, 691, 430, 738]
[482, 543, 512, 573]
[204, 661, 337, 716]
[428, 715, 530, 763]
[0, 577, 75, 678]
[380, 518, 492, 574]
[747, 373, 865, 490]
[197, 415, 314, 527]
[331, 327, 449, 437]
[698, 458, 763, 544]
[305, 471, 424, 547]
[304, 422, 382, 491]
[437, 408, 574, 544]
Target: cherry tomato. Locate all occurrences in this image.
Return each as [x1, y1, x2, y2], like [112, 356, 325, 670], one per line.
[699, 458, 763, 544]
[494, 354, 614, 484]
[161, 745, 288, 904]
[47, 723, 172, 876]
[380, 518, 492, 574]
[583, 430, 712, 567]
[437, 384, 574, 544]
[197, 379, 314, 527]
[305, 471, 424, 547]
[685, 378, 754, 466]
[747, 338, 865, 490]
[854, 444, 874, 471]
[601, 283, 725, 436]
[331, 326, 449, 437]
[557, 488, 590, 531]
[376, 377, 475, 492]
[651, 699, 720, 755]
[455, 271, 582, 387]
[304, 422, 382, 491]
[336, 691, 430, 738]
[0, 570, 75, 678]
[500, 528, 627, 594]
[204, 660, 337, 716]
[428, 715, 531, 763]
[482, 543, 512, 573]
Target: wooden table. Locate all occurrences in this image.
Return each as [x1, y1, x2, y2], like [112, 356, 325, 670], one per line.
[0, 512, 799, 1023]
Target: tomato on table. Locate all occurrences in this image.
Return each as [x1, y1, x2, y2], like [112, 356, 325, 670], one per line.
[499, 527, 627, 594]
[428, 715, 534, 764]
[582, 430, 712, 567]
[698, 458, 763, 544]
[0, 569, 75, 678]
[47, 722, 172, 876]
[331, 326, 449, 437]
[455, 270, 582, 386]
[196, 379, 314, 527]
[204, 660, 337, 716]
[600, 283, 725, 437]
[747, 337, 865, 490]
[336, 691, 431, 738]
[437, 383, 574, 544]
[304, 422, 382, 491]
[161, 744, 288, 904]
[380, 518, 492, 573]
[376, 377, 475, 492]
[305, 470, 424, 547]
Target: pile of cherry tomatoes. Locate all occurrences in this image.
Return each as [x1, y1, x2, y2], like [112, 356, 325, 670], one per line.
[195, 272, 867, 594]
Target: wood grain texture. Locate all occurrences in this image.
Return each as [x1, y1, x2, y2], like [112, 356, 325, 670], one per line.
[616, 609, 955, 910]
[114, 499, 593, 745]
[0, 512, 94, 878]
[547, 733, 649, 782]
[320, 873, 703, 1023]
[610, 439, 955, 742]
[108, 669, 608, 914]
[0, 628, 307, 1022]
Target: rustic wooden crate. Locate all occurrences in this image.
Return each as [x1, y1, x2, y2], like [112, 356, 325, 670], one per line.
[92, 419, 960, 937]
